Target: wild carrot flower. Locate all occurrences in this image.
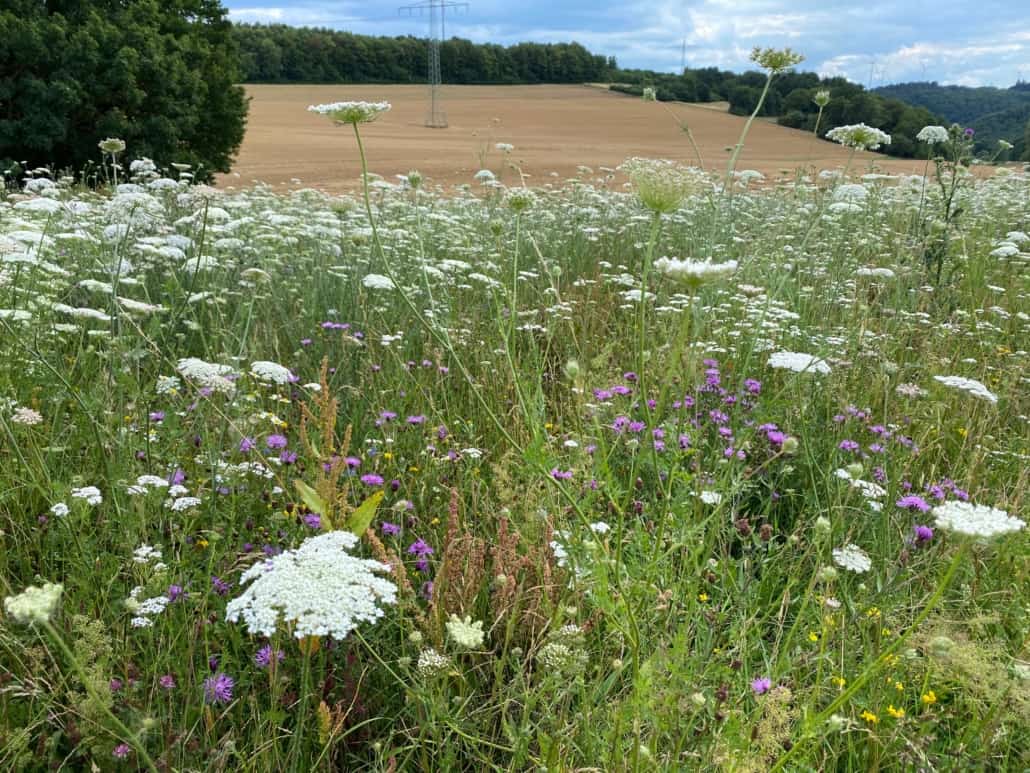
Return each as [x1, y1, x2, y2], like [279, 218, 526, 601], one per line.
[308, 101, 391, 124]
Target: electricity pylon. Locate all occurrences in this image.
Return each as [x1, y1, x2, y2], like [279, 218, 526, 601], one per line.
[400, 0, 469, 128]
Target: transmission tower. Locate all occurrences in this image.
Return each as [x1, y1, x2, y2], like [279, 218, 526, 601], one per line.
[400, 0, 469, 128]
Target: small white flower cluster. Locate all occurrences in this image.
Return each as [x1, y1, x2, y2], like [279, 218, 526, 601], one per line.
[128, 586, 170, 628]
[416, 647, 451, 677]
[855, 267, 895, 279]
[362, 273, 395, 290]
[127, 475, 170, 496]
[176, 357, 236, 394]
[225, 530, 397, 639]
[70, 486, 103, 506]
[445, 615, 486, 649]
[832, 543, 872, 573]
[654, 257, 738, 289]
[50, 502, 69, 517]
[132, 544, 166, 572]
[916, 125, 950, 145]
[503, 187, 536, 213]
[166, 496, 202, 512]
[825, 123, 892, 151]
[698, 490, 723, 506]
[932, 375, 998, 404]
[10, 406, 43, 425]
[834, 467, 887, 510]
[250, 360, 293, 385]
[156, 375, 181, 394]
[768, 351, 831, 375]
[4, 582, 63, 624]
[307, 101, 391, 124]
[932, 501, 1025, 539]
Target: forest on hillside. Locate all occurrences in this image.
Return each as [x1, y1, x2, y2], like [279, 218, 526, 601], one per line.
[873, 82, 1030, 157]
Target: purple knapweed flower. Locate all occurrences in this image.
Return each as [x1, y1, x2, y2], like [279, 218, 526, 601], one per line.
[896, 495, 931, 513]
[239, 437, 256, 453]
[360, 473, 384, 487]
[266, 434, 288, 450]
[381, 521, 401, 537]
[255, 644, 285, 669]
[914, 525, 934, 543]
[203, 673, 234, 704]
[751, 677, 772, 695]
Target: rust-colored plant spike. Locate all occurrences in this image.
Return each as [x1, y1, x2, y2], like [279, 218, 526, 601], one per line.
[430, 488, 487, 625]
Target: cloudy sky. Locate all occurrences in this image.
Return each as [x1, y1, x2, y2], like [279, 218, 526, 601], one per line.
[226, 0, 1030, 87]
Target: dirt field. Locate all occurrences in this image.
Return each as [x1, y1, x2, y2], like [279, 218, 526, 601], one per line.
[219, 84, 933, 192]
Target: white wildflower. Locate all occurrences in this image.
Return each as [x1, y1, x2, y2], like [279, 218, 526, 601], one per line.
[176, 357, 236, 393]
[250, 360, 293, 385]
[307, 101, 391, 124]
[825, 123, 891, 151]
[362, 273, 395, 290]
[916, 125, 950, 145]
[11, 406, 43, 425]
[416, 647, 451, 677]
[832, 544, 872, 573]
[445, 615, 486, 650]
[932, 501, 1025, 539]
[4, 582, 63, 625]
[932, 375, 997, 404]
[70, 486, 102, 506]
[768, 351, 831, 375]
[50, 502, 69, 517]
[654, 257, 738, 289]
[225, 531, 397, 639]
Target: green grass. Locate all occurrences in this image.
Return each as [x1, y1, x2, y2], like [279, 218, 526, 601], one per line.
[0, 138, 1027, 772]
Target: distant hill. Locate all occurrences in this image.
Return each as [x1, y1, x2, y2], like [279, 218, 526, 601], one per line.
[874, 81, 1029, 157]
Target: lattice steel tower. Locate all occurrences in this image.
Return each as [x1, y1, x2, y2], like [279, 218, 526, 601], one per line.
[400, 0, 468, 128]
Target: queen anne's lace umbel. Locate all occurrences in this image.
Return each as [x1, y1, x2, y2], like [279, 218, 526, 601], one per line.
[932, 501, 1025, 539]
[225, 531, 397, 639]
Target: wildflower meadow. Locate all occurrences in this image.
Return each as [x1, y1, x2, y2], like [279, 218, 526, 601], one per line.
[1, 77, 1029, 771]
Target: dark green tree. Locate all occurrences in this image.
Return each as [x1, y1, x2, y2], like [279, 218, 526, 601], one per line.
[0, 0, 248, 182]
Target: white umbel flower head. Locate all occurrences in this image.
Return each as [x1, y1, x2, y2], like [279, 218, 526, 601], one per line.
[621, 157, 701, 214]
[177, 357, 236, 394]
[250, 360, 293, 385]
[362, 273, 395, 290]
[445, 615, 486, 650]
[825, 123, 892, 151]
[416, 647, 451, 677]
[916, 125, 950, 145]
[832, 544, 872, 573]
[654, 257, 738, 289]
[225, 531, 397, 639]
[932, 501, 1025, 539]
[4, 582, 63, 624]
[307, 101, 391, 124]
[932, 375, 997, 404]
[768, 351, 831, 375]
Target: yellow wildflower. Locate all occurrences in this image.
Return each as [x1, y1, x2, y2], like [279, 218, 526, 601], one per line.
[921, 691, 937, 705]
[887, 704, 905, 719]
[860, 710, 878, 724]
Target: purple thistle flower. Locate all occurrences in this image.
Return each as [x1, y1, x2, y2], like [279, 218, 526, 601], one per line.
[345, 456, 361, 469]
[914, 525, 934, 543]
[751, 677, 772, 695]
[167, 585, 184, 602]
[203, 673, 234, 704]
[149, 411, 165, 422]
[239, 437, 256, 453]
[255, 644, 284, 669]
[381, 521, 401, 537]
[303, 513, 322, 529]
[112, 743, 130, 759]
[360, 473, 384, 487]
[211, 576, 230, 596]
[550, 468, 574, 481]
[109, 678, 123, 693]
[896, 495, 931, 513]
[838, 439, 860, 452]
[266, 434, 288, 450]
[159, 674, 176, 690]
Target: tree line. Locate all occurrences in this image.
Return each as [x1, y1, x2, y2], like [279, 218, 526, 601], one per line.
[233, 24, 614, 85]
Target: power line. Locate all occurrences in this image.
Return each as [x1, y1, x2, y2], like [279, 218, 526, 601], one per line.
[399, 0, 469, 128]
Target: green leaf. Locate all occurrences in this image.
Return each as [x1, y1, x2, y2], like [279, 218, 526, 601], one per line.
[293, 479, 328, 518]
[345, 490, 384, 536]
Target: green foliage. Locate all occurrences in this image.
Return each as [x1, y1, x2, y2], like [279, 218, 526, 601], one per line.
[233, 23, 613, 85]
[0, 0, 248, 182]
[874, 81, 1030, 154]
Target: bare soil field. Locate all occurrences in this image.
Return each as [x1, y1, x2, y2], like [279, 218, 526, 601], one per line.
[220, 84, 934, 191]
